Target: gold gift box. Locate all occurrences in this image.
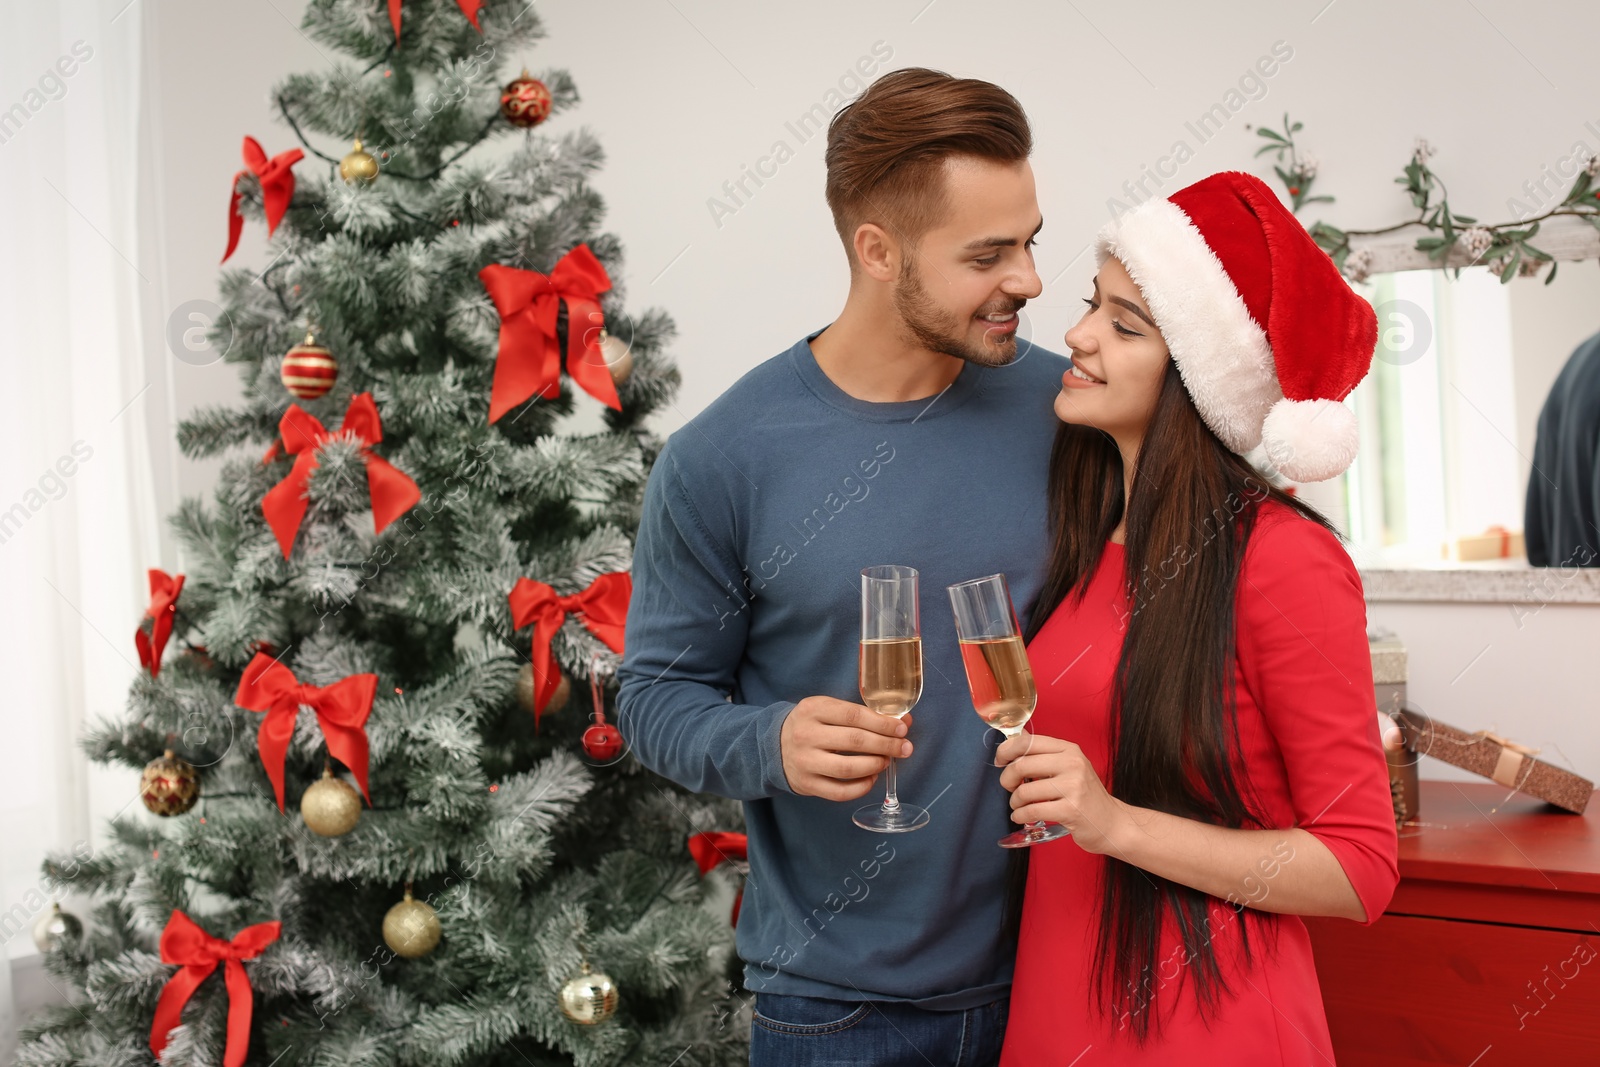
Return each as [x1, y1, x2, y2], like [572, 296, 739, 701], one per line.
[1395, 708, 1594, 815]
[1443, 526, 1525, 562]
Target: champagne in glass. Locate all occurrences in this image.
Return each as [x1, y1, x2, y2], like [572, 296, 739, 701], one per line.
[958, 635, 1035, 732]
[853, 566, 930, 833]
[948, 573, 1071, 848]
[861, 636, 922, 718]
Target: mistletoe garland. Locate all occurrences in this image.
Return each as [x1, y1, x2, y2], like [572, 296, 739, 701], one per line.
[1250, 113, 1332, 213]
[1252, 113, 1600, 286]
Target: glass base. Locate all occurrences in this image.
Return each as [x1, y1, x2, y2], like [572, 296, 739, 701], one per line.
[999, 821, 1071, 848]
[853, 803, 931, 833]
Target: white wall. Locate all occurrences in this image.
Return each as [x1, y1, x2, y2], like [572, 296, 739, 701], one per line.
[136, 0, 336, 550]
[139, 0, 1600, 485]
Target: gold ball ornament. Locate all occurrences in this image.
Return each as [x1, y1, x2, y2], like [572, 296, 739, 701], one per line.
[301, 767, 362, 837]
[32, 902, 83, 953]
[141, 749, 199, 816]
[598, 330, 633, 388]
[515, 663, 570, 714]
[500, 70, 552, 128]
[280, 331, 339, 400]
[382, 887, 441, 958]
[339, 137, 380, 186]
[559, 962, 619, 1025]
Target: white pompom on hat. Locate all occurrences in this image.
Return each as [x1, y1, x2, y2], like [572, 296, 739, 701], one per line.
[1095, 171, 1378, 482]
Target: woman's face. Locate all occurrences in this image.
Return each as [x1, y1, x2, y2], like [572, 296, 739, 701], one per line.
[1054, 257, 1170, 442]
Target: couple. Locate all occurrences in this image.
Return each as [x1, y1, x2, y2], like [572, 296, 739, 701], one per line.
[617, 68, 1399, 1065]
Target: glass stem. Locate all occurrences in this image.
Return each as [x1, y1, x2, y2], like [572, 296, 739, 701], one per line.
[1002, 727, 1046, 834]
[881, 756, 901, 814]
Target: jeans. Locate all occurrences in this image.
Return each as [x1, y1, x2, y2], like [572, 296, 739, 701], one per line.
[750, 991, 1009, 1067]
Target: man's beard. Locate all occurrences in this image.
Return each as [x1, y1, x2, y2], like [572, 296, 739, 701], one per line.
[892, 259, 1023, 368]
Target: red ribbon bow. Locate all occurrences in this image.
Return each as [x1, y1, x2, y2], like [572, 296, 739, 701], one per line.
[222, 137, 303, 263]
[235, 652, 378, 812]
[136, 569, 185, 677]
[387, 0, 483, 42]
[479, 244, 621, 422]
[507, 572, 630, 724]
[1486, 524, 1512, 558]
[261, 392, 421, 558]
[688, 831, 748, 926]
[149, 910, 281, 1067]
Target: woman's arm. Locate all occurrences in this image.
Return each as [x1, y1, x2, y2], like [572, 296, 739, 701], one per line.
[997, 734, 1368, 921]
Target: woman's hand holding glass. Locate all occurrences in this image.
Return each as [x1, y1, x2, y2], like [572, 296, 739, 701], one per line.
[994, 733, 1126, 854]
[948, 573, 1073, 848]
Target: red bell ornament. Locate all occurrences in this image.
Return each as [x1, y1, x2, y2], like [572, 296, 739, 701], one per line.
[580, 651, 625, 761]
[582, 722, 624, 761]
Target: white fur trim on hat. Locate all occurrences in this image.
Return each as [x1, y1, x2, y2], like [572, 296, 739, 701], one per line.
[1095, 200, 1280, 454]
[1261, 397, 1359, 483]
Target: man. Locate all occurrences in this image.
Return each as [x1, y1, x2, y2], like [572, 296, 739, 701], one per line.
[618, 68, 1069, 1065]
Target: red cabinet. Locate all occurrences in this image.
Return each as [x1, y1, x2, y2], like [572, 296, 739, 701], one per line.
[1304, 780, 1600, 1064]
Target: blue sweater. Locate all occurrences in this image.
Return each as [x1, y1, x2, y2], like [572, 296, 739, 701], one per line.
[618, 331, 1070, 1008]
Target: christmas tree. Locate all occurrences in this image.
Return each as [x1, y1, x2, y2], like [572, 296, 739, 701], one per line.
[17, 1, 747, 1064]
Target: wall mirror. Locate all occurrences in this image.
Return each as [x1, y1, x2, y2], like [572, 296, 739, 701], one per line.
[1287, 215, 1600, 599]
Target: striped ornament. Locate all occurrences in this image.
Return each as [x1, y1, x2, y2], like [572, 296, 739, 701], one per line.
[280, 335, 338, 400]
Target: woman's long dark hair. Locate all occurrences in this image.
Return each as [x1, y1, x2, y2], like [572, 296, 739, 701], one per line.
[1020, 363, 1335, 1043]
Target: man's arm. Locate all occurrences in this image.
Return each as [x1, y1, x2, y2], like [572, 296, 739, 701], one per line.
[617, 449, 790, 800]
[617, 446, 910, 802]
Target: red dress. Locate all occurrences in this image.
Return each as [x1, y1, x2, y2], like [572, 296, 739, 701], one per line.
[1002, 504, 1400, 1065]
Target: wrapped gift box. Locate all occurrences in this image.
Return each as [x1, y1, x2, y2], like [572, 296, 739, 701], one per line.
[1369, 633, 1407, 717]
[1395, 708, 1594, 814]
[1369, 632, 1417, 824]
[1444, 526, 1525, 562]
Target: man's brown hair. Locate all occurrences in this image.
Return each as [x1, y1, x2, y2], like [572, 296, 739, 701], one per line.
[825, 67, 1032, 263]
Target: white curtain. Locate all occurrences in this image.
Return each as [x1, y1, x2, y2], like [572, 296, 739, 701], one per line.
[0, 0, 157, 1051]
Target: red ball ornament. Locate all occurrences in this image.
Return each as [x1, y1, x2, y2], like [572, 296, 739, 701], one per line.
[280, 331, 338, 400]
[582, 723, 624, 761]
[500, 70, 552, 129]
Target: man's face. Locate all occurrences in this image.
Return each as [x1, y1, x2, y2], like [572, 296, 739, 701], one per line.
[891, 157, 1044, 367]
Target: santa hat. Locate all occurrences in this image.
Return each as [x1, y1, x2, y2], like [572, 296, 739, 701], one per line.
[1095, 171, 1377, 482]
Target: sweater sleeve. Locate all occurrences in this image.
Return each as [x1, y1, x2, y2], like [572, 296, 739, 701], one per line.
[1236, 512, 1400, 926]
[616, 442, 794, 801]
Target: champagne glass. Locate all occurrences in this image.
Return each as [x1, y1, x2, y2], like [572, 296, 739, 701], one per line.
[852, 565, 931, 833]
[948, 573, 1071, 848]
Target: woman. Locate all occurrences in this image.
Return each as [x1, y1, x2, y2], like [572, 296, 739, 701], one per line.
[996, 171, 1399, 1064]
